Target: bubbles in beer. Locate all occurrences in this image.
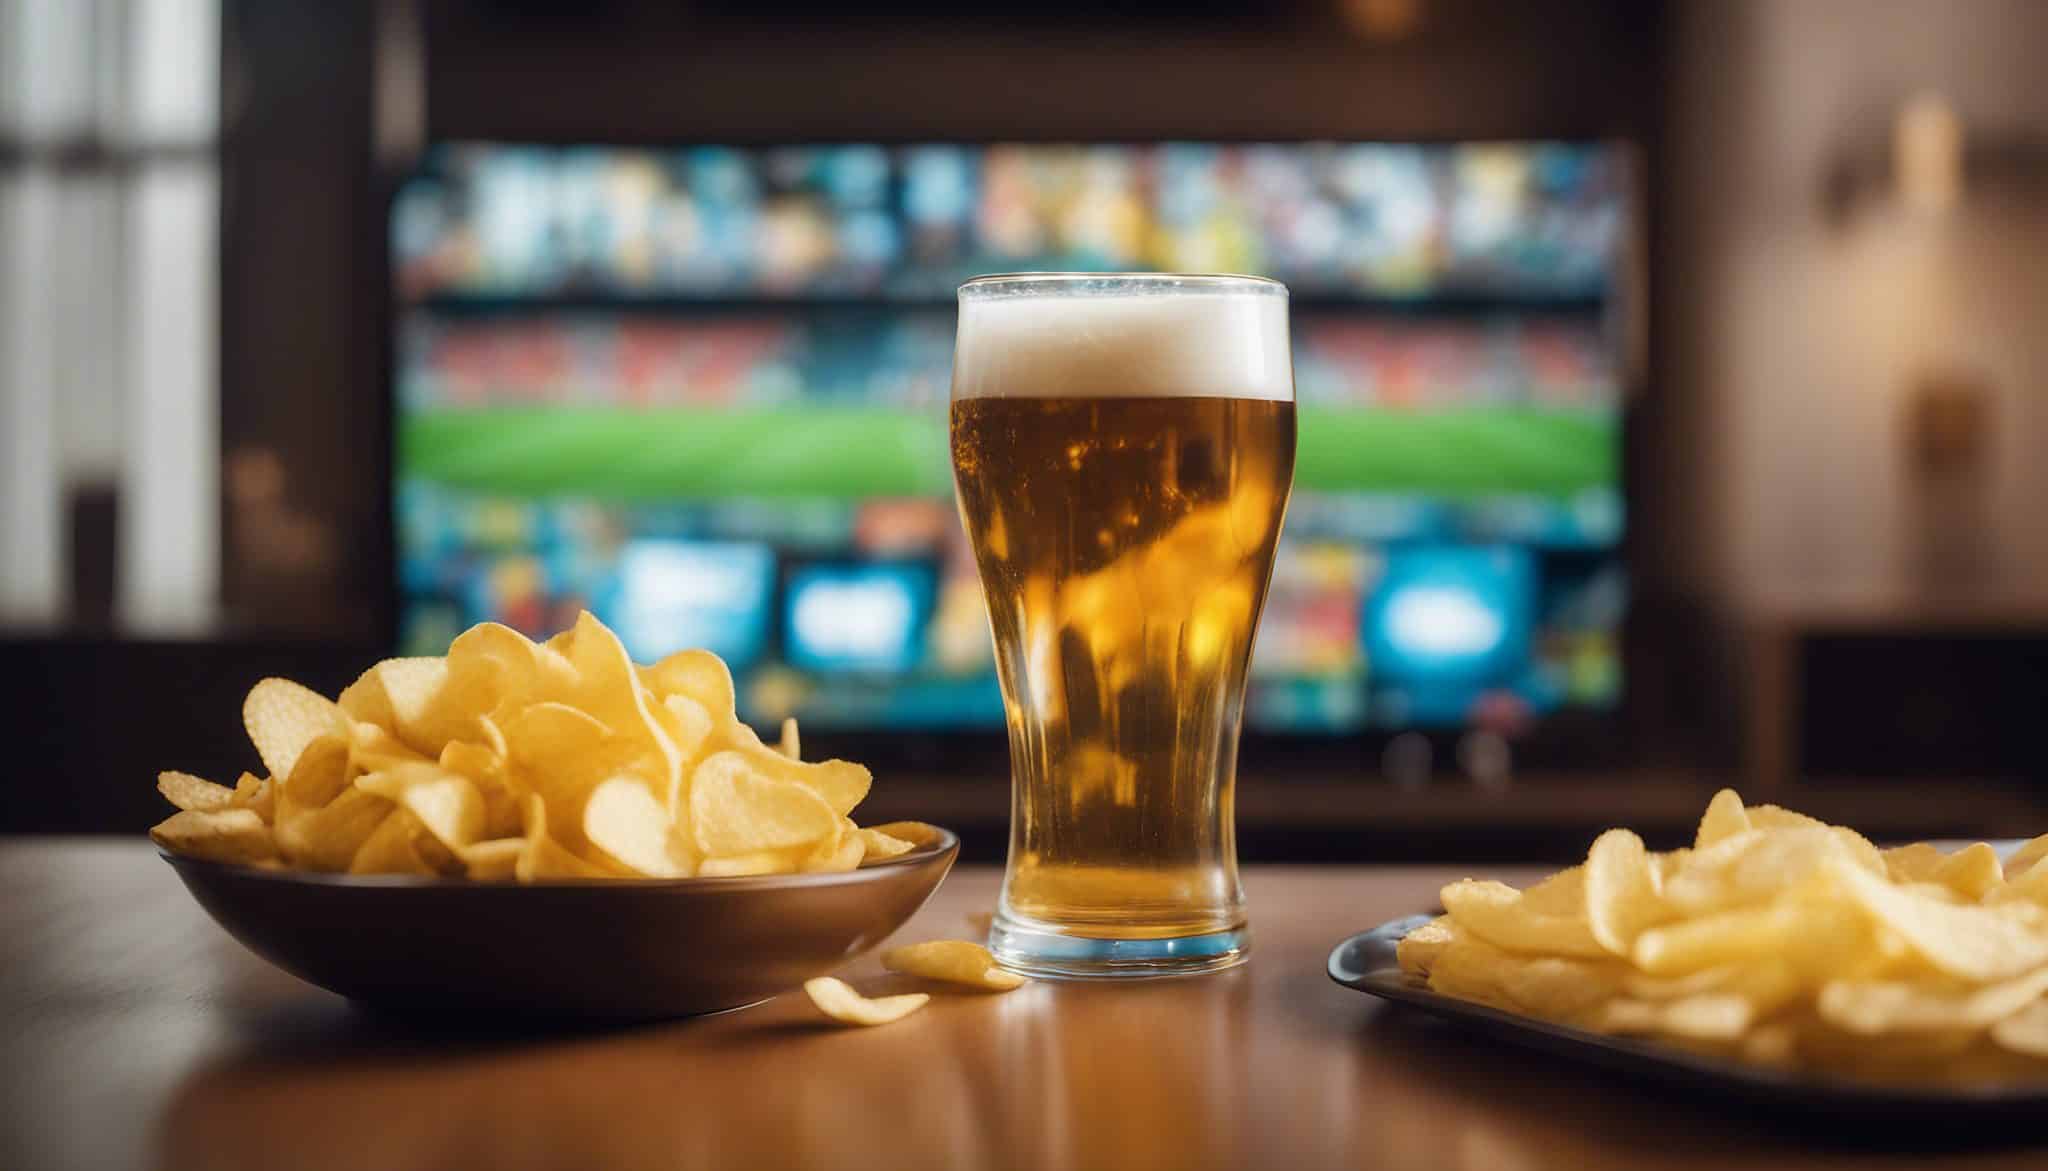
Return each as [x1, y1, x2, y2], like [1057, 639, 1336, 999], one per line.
[950, 394, 1294, 939]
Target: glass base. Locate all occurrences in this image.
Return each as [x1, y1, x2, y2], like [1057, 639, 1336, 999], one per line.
[988, 913, 1250, 980]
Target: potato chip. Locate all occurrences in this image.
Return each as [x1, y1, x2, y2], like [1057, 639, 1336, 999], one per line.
[516, 840, 605, 881]
[1990, 999, 2048, 1057]
[1662, 828, 1761, 898]
[347, 720, 431, 774]
[504, 703, 647, 849]
[151, 808, 277, 865]
[1426, 932, 1626, 1028]
[444, 621, 562, 722]
[1881, 842, 1947, 884]
[1819, 966, 2048, 1035]
[339, 656, 471, 757]
[649, 650, 779, 756]
[855, 827, 917, 862]
[583, 776, 690, 877]
[802, 977, 929, 1027]
[438, 740, 522, 839]
[1933, 842, 2006, 901]
[1662, 826, 1853, 915]
[642, 647, 737, 719]
[801, 831, 865, 873]
[2004, 835, 2048, 882]
[1827, 858, 2048, 983]
[158, 770, 237, 813]
[1744, 803, 1826, 833]
[279, 733, 354, 808]
[557, 613, 684, 791]
[698, 850, 807, 877]
[1603, 993, 1756, 1042]
[514, 793, 610, 881]
[656, 694, 714, 753]
[336, 663, 396, 729]
[723, 743, 871, 819]
[1653, 848, 1693, 884]
[275, 787, 393, 871]
[1623, 957, 1803, 1016]
[790, 814, 847, 868]
[881, 941, 1027, 990]
[437, 738, 502, 785]
[1693, 788, 1751, 849]
[1519, 865, 1585, 916]
[356, 763, 486, 852]
[410, 819, 468, 876]
[523, 637, 580, 694]
[348, 809, 438, 876]
[444, 620, 529, 676]
[777, 717, 800, 761]
[1990, 861, 2048, 913]
[690, 750, 842, 857]
[242, 678, 346, 781]
[1440, 879, 1607, 958]
[1746, 802, 1884, 875]
[459, 837, 525, 881]
[504, 700, 613, 764]
[651, 693, 716, 813]
[1395, 915, 1459, 981]
[475, 712, 509, 760]
[1633, 902, 1818, 977]
[1829, 829, 1888, 877]
[229, 772, 275, 823]
[864, 821, 939, 846]
[1584, 829, 1667, 955]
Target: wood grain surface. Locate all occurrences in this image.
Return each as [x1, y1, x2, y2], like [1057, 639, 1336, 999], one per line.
[2, 840, 2040, 1170]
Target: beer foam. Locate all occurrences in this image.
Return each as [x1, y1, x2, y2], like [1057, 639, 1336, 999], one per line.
[952, 285, 1292, 401]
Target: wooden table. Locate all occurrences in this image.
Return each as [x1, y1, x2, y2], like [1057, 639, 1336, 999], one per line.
[3, 840, 2040, 1171]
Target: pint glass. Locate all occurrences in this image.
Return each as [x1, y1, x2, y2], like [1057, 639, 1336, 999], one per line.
[950, 273, 1295, 977]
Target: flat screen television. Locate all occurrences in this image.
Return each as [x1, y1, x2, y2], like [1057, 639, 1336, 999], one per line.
[389, 141, 1631, 759]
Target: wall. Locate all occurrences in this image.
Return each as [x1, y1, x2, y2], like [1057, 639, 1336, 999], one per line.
[1665, 0, 2048, 612]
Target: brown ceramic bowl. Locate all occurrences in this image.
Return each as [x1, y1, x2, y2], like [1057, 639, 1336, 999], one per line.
[163, 824, 958, 1023]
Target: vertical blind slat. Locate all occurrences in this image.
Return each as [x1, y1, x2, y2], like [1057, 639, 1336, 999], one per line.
[1, 172, 66, 624]
[118, 162, 217, 634]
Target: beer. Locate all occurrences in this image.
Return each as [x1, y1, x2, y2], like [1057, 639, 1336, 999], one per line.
[951, 274, 1294, 976]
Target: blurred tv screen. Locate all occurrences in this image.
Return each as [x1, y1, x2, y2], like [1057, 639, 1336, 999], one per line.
[391, 142, 1630, 735]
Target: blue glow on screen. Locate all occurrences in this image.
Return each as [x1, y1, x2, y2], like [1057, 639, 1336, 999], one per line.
[1364, 545, 1534, 685]
[784, 563, 937, 674]
[607, 539, 776, 667]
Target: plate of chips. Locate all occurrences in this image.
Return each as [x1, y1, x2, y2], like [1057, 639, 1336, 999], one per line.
[1330, 791, 2048, 1118]
[152, 612, 959, 1021]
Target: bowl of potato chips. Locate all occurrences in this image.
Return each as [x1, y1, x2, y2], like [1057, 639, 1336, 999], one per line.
[151, 612, 958, 1021]
[1333, 790, 2048, 1108]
